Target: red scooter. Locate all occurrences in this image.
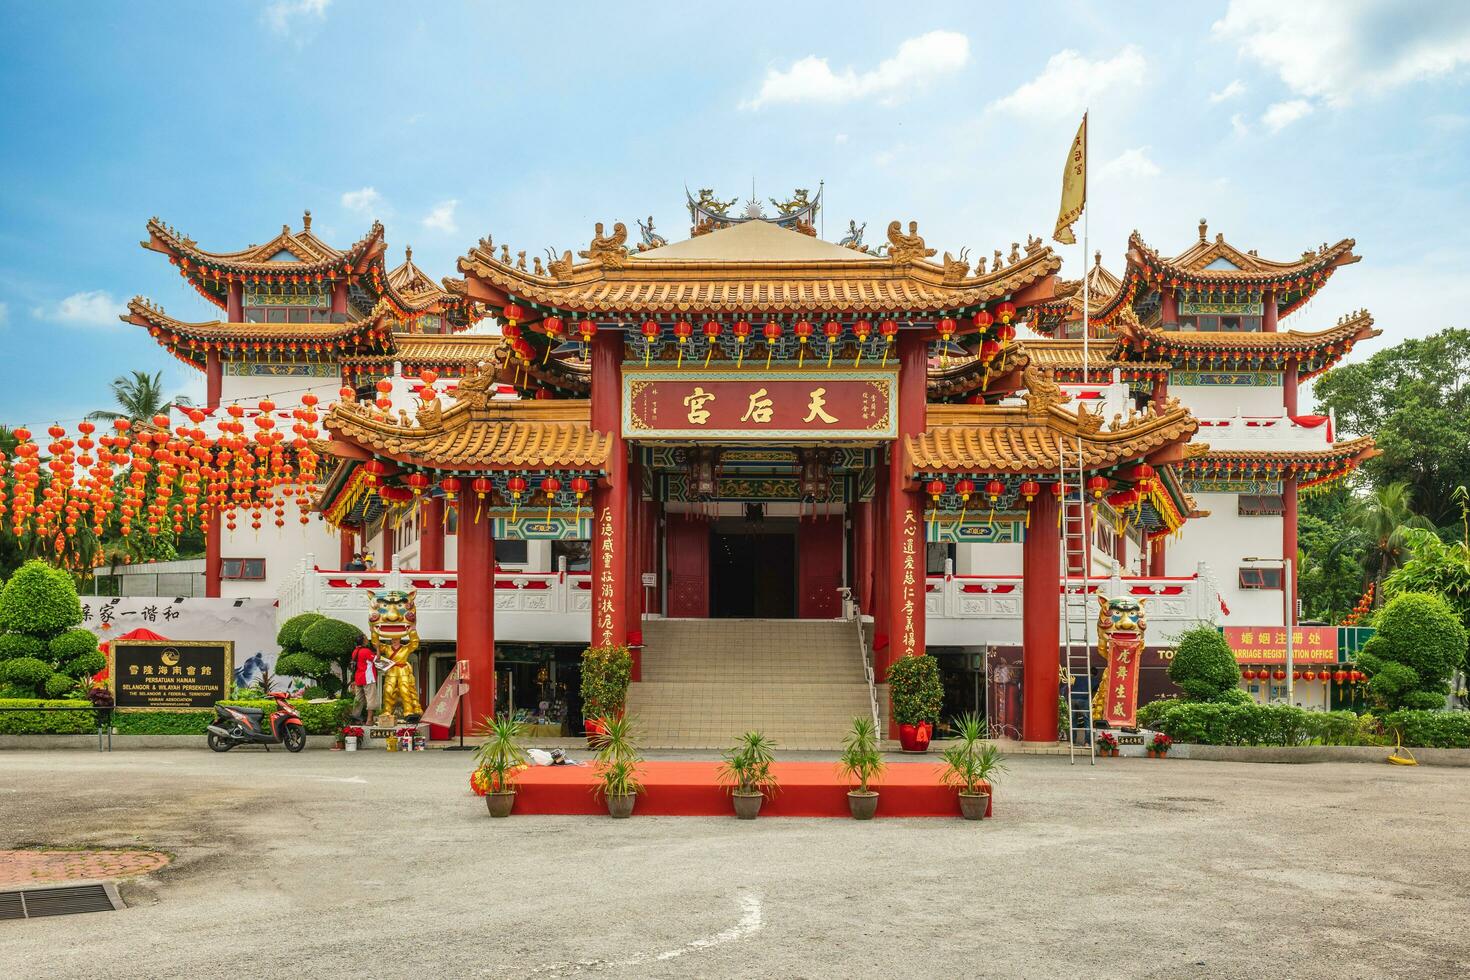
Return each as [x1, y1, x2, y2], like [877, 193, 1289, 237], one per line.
[206, 692, 306, 752]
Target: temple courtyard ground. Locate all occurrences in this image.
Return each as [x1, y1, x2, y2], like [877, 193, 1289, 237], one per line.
[0, 748, 1466, 979]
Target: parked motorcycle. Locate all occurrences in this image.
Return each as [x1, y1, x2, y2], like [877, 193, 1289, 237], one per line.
[206, 692, 306, 752]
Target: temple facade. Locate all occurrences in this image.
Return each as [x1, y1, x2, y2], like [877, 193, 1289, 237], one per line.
[124, 194, 1377, 741]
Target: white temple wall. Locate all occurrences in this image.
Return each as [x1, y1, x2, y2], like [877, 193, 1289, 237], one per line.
[219, 516, 339, 601]
[1168, 492, 1285, 626]
[1170, 379, 1283, 417]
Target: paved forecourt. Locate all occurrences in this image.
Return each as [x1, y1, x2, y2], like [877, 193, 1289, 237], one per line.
[0, 748, 1466, 978]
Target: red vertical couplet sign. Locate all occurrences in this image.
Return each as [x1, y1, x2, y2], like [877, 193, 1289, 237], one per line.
[1102, 635, 1143, 728]
[898, 508, 920, 657]
[595, 505, 617, 646]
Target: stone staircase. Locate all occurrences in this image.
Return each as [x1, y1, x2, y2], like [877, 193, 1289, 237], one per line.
[626, 618, 876, 749]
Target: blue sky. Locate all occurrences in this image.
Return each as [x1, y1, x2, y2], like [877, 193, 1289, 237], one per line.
[2, 0, 1468, 429]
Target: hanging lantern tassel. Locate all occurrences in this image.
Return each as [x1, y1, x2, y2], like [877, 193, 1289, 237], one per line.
[503, 475, 526, 523]
[925, 479, 946, 539]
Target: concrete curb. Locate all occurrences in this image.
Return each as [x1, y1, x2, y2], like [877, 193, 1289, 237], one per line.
[1172, 743, 1470, 767]
[0, 734, 340, 751]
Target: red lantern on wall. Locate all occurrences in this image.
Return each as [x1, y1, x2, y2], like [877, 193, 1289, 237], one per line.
[1333, 669, 1348, 685]
[640, 320, 660, 366]
[1019, 479, 1041, 503]
[504, 474, 527, 521]
[953, 478, 975, 503]
[984, 479, 1005, 502]
[1272, 668, 1287, 681]
[1086, 475, 1110, 499]
[540, 475, 562, 521]
[995, 301, 1017, 324]
[673, 320, 693, 367]
[1303, 670, 1317, 682]
[471, 476, 496, 522]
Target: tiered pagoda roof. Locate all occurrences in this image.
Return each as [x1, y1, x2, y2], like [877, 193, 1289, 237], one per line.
[1114, 309, 1380, 380]
[1180, 435, 1379, 491]
[132, 214, 485, 369]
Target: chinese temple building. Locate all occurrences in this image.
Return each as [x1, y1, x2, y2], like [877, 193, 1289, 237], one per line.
[122, 196, 1378, 744]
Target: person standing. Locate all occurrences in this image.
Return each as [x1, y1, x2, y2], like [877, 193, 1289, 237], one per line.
[350, 636, 381, 724]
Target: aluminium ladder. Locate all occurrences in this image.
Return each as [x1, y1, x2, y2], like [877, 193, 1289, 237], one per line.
[1059, 435, 1096, 764]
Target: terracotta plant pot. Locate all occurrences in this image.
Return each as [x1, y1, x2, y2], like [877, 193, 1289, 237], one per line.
[898, 721, 932, 753]
[485, 790, 516, 818]
[848, 790, 879, 820]
[957, 792, 990, 820]
[606, 793, 637, 819]
[1146, 749, 1157, 758]
[732, 792, 764, 820]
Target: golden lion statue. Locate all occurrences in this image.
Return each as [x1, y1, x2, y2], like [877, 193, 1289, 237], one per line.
[371, 589, 422, 723]
[1093, 594, 1148, 727]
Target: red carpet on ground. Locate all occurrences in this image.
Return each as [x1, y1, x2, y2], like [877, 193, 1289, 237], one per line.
[513, 761, 990, 818]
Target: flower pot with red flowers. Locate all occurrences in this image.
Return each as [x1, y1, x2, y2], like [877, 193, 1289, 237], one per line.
[1147, 733, 1172, 759]
[887, 655, 943, 753]
[473, 713, 529, 817]
[1096, 731, 1119, 758]
[580, 644, 632, 746]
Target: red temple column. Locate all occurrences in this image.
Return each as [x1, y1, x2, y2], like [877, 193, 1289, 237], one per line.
[1022, 489, 1061, 743]
[1263, 291, 1278, 333]
[458, 501, 496, 725]
[1149, 536, 1166, 577]
[420, 497, 445, 570]
[1283, 363, 1299, 416]
[339, 527, 356, 569]
[871, 457, 890, 654]
[380, 524, 395, 570]
[853, 499, 874, 614]
[590, 330, 629, 651]
[1283, 475, 1299, 625]
[331, 281, 348, 317]
[204, 349, 223, 598]
[883, 332, 927, 678]
[226, 282, 243, 322]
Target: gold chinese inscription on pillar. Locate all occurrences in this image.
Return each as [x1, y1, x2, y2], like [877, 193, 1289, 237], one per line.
[596, 505, 616, 645]
[900, 507, 918, 657]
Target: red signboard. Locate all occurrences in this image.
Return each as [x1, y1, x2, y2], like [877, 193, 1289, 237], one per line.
[623, 370, 896, 440]
[1224, 626, 1338, 664]
[1101, 635, 1143, 728]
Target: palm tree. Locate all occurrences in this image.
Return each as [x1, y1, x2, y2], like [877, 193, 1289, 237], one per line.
[1341, 483, 1435, 601]
[86, 371, 193, 423]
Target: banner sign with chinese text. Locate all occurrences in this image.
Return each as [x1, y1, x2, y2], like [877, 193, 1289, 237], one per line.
[623, 370, 897, 441]
[1224, 626, 1338, 664]
[81, 597, 281, 691]
[1101, 635, 1143, 727]
[111, 640, 232, 710]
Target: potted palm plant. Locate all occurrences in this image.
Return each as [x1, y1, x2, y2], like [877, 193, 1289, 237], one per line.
[717, 730, 780, 819]
[473, 713, 529, 817]
[580, 645, 632, 746]
[837, 716, 885, 819]
[938, 713, 1006, 820]
[886, 654, 943, 752]
[591, 712, 643, 818]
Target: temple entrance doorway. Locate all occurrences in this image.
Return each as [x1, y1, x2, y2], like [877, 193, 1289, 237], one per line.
[710, 517, 796, 618]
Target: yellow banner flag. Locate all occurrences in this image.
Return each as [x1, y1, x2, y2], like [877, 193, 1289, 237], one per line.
[1053, 113, 1087, 245]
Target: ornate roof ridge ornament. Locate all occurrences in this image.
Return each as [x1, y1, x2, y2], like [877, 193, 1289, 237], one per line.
[1021, 366, 1069, 417]
[578, 222, 630, 269]
[885, 220, 937, 264]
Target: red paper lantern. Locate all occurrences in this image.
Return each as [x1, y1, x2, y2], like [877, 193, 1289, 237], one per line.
[641, 320, 660, 342]
[1273, 668, 1287, 681]
[1019, 479, 1041, 502]
[936, 317, 957, 341]
[570, 475, 591, 498]
[703, 320, 722, 341]
[732, 319, 752, 342]
[1303, 670, 1317, 682]
[502, 302, 526, 325]
[403, 472, 431, 496]
[980, 339, 1001, 362]
[995, 301, 1017, 324]
[1333, 669, 1348, 684]
[673, 320, 693, 344]
[542, 316, 564, 340]
[985, 479, 1005, 502]
[878, 318, 899, 342]
[540, 476, 562, 498]
[952, 478, 975, 502]
[439, 476, 462, 501]
[925, 478, 946, 501]
[823, 320, 842, 341]
[793, 320, 813, 343]
[1086, 475, 1110, 498]
[971, 310, 993, 331]
[505, 475, 527, 499]
[577, 319, 597, 342]
[853, 320, 873, 343]
[762, 321, 782, 343]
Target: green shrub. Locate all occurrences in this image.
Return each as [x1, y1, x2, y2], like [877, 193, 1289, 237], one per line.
[1383, 710, 1470, 748]
[0, 633, 44, 663]
[43, 673, 77, 698]
[111, 699, 351, 736]
[49, 628, 99, 663]
[580, 646, 632, 717]
[0, 699, 100, 734]
[0, 656, 54, 695]
[886, 654, 943, 724]
[1168, 626, 1243, 701]
[276, 612, 325, 652]
[301, 618, 361, 659]
[1140, 700, 1371, 747]
[275, 651, 330, 682]
[1358, 592, 1467, 710]
[63, 649, 106, 679]
[0, 561, 83, 638]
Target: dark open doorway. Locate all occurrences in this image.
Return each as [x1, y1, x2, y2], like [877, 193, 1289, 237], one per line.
[710, 519, 796, 618]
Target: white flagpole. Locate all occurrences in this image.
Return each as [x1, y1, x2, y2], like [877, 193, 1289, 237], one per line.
[1081, 110, 1090, 385]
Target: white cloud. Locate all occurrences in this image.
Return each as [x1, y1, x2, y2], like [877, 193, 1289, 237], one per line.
[421, 199, 459, 233]
[989, 45, 1146, 118]
[1213, 0, 1470, 106]
[834, 133, 849, 145]
[1099, 147, 1161, 179]
[1209, 79, 1246, 103]
[265, 0, 330, 35]
[340, 187, 381, 213]
[32, 290, 122, 328]
[1231, 112, 1250, 137]
[1262, 99, 1314, 132]
[742, 30, 969, 109]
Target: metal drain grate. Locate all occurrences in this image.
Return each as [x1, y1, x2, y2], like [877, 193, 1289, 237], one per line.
[0, 883, 122, 920]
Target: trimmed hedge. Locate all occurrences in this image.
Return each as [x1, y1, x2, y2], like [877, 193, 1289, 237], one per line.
[276, 613, 325, 652]
[0, 699, 102, 734]
[0, 698, 351, 736]
[0, 561, 82, 638]
[0, 656, 54, 694]
[49, 628, 99, 663]
[0, 633, 44, 663]
[1383, 710, 1470, 749]
[1136, 700, 1380, 747]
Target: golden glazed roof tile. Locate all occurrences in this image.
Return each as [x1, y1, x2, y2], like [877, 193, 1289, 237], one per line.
[1117, 309, 1380, 356]
[122, 297, 390, 368]
[143, 213, 385, 274]
[324, 384, 608, 471]
[458, 220, 1061, 315]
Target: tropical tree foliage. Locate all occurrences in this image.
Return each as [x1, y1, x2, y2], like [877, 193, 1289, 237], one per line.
[85, 371, 193, 423]
[1357, 592, 1467, 711]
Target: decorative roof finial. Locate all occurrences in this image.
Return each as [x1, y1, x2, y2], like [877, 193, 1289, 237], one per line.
[303, 210, 312, 231]
[1094, 249, 1102, 267]
[405, 244, 412, 262]
[1198, 217, 1207, 242]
